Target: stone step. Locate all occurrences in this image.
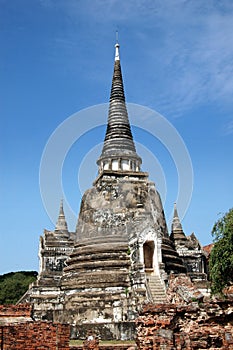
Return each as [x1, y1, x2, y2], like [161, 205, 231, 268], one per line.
[148, 282, 165, 288]
[149, 285, 165, 290]
[149, 291, 166, 296]
[146, 275, 167, 303]
[149, 288, 165, 293]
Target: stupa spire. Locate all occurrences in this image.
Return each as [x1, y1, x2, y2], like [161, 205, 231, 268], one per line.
[55, 199, 68, 234]
[115, 42, 120, 61]
[97, 41, 141, 173]
[170, 203, 186, 241]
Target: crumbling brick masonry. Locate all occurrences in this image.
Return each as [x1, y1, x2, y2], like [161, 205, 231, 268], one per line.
[136, 299, 233, 349]
[0, 304, 70, 350]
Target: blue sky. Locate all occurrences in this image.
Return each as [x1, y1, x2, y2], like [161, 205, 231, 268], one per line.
[1, 0, 233, 274]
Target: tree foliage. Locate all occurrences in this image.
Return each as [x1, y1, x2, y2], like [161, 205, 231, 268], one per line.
[0, 271, 37, 304]
[209, 208, 233, 295]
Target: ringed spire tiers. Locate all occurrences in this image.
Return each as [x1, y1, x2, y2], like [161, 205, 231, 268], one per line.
[97, 41, 142, 173]
[170, 203, 186, 241]
[55, 199, 68, 235]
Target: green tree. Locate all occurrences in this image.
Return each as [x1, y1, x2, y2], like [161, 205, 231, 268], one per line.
[209, 208, 233, 295]
[0, 271, 37, 304]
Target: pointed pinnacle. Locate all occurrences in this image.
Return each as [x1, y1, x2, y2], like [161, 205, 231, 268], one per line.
[55, 199, 68, 233]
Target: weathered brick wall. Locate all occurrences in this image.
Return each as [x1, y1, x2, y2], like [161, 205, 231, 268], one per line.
[0, 303, 32, 318]
[136, 300, 233, 349]
[0, 303, 70, 350]
[0, 321, 70, 349]
[70, 346, 135, 350]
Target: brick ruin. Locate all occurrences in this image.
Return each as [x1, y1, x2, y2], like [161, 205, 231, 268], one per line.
[0, 304, 70, 350]
[136, 301, 233, 349]
[1, 292, 233, 350]
[136, 276, 233, 349]
[19, 41, 209, 340]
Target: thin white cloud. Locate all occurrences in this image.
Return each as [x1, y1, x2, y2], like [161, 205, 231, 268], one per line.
[224, 120, 233, 135]
[39, 0, 233, 117]
[145, 4, 233, 116]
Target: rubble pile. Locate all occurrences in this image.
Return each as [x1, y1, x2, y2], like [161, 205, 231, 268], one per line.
[166, 274, 204, 304]
[136, 298, 233, 349]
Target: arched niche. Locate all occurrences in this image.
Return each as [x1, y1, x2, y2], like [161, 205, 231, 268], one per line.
[143, 241, 155, 270]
